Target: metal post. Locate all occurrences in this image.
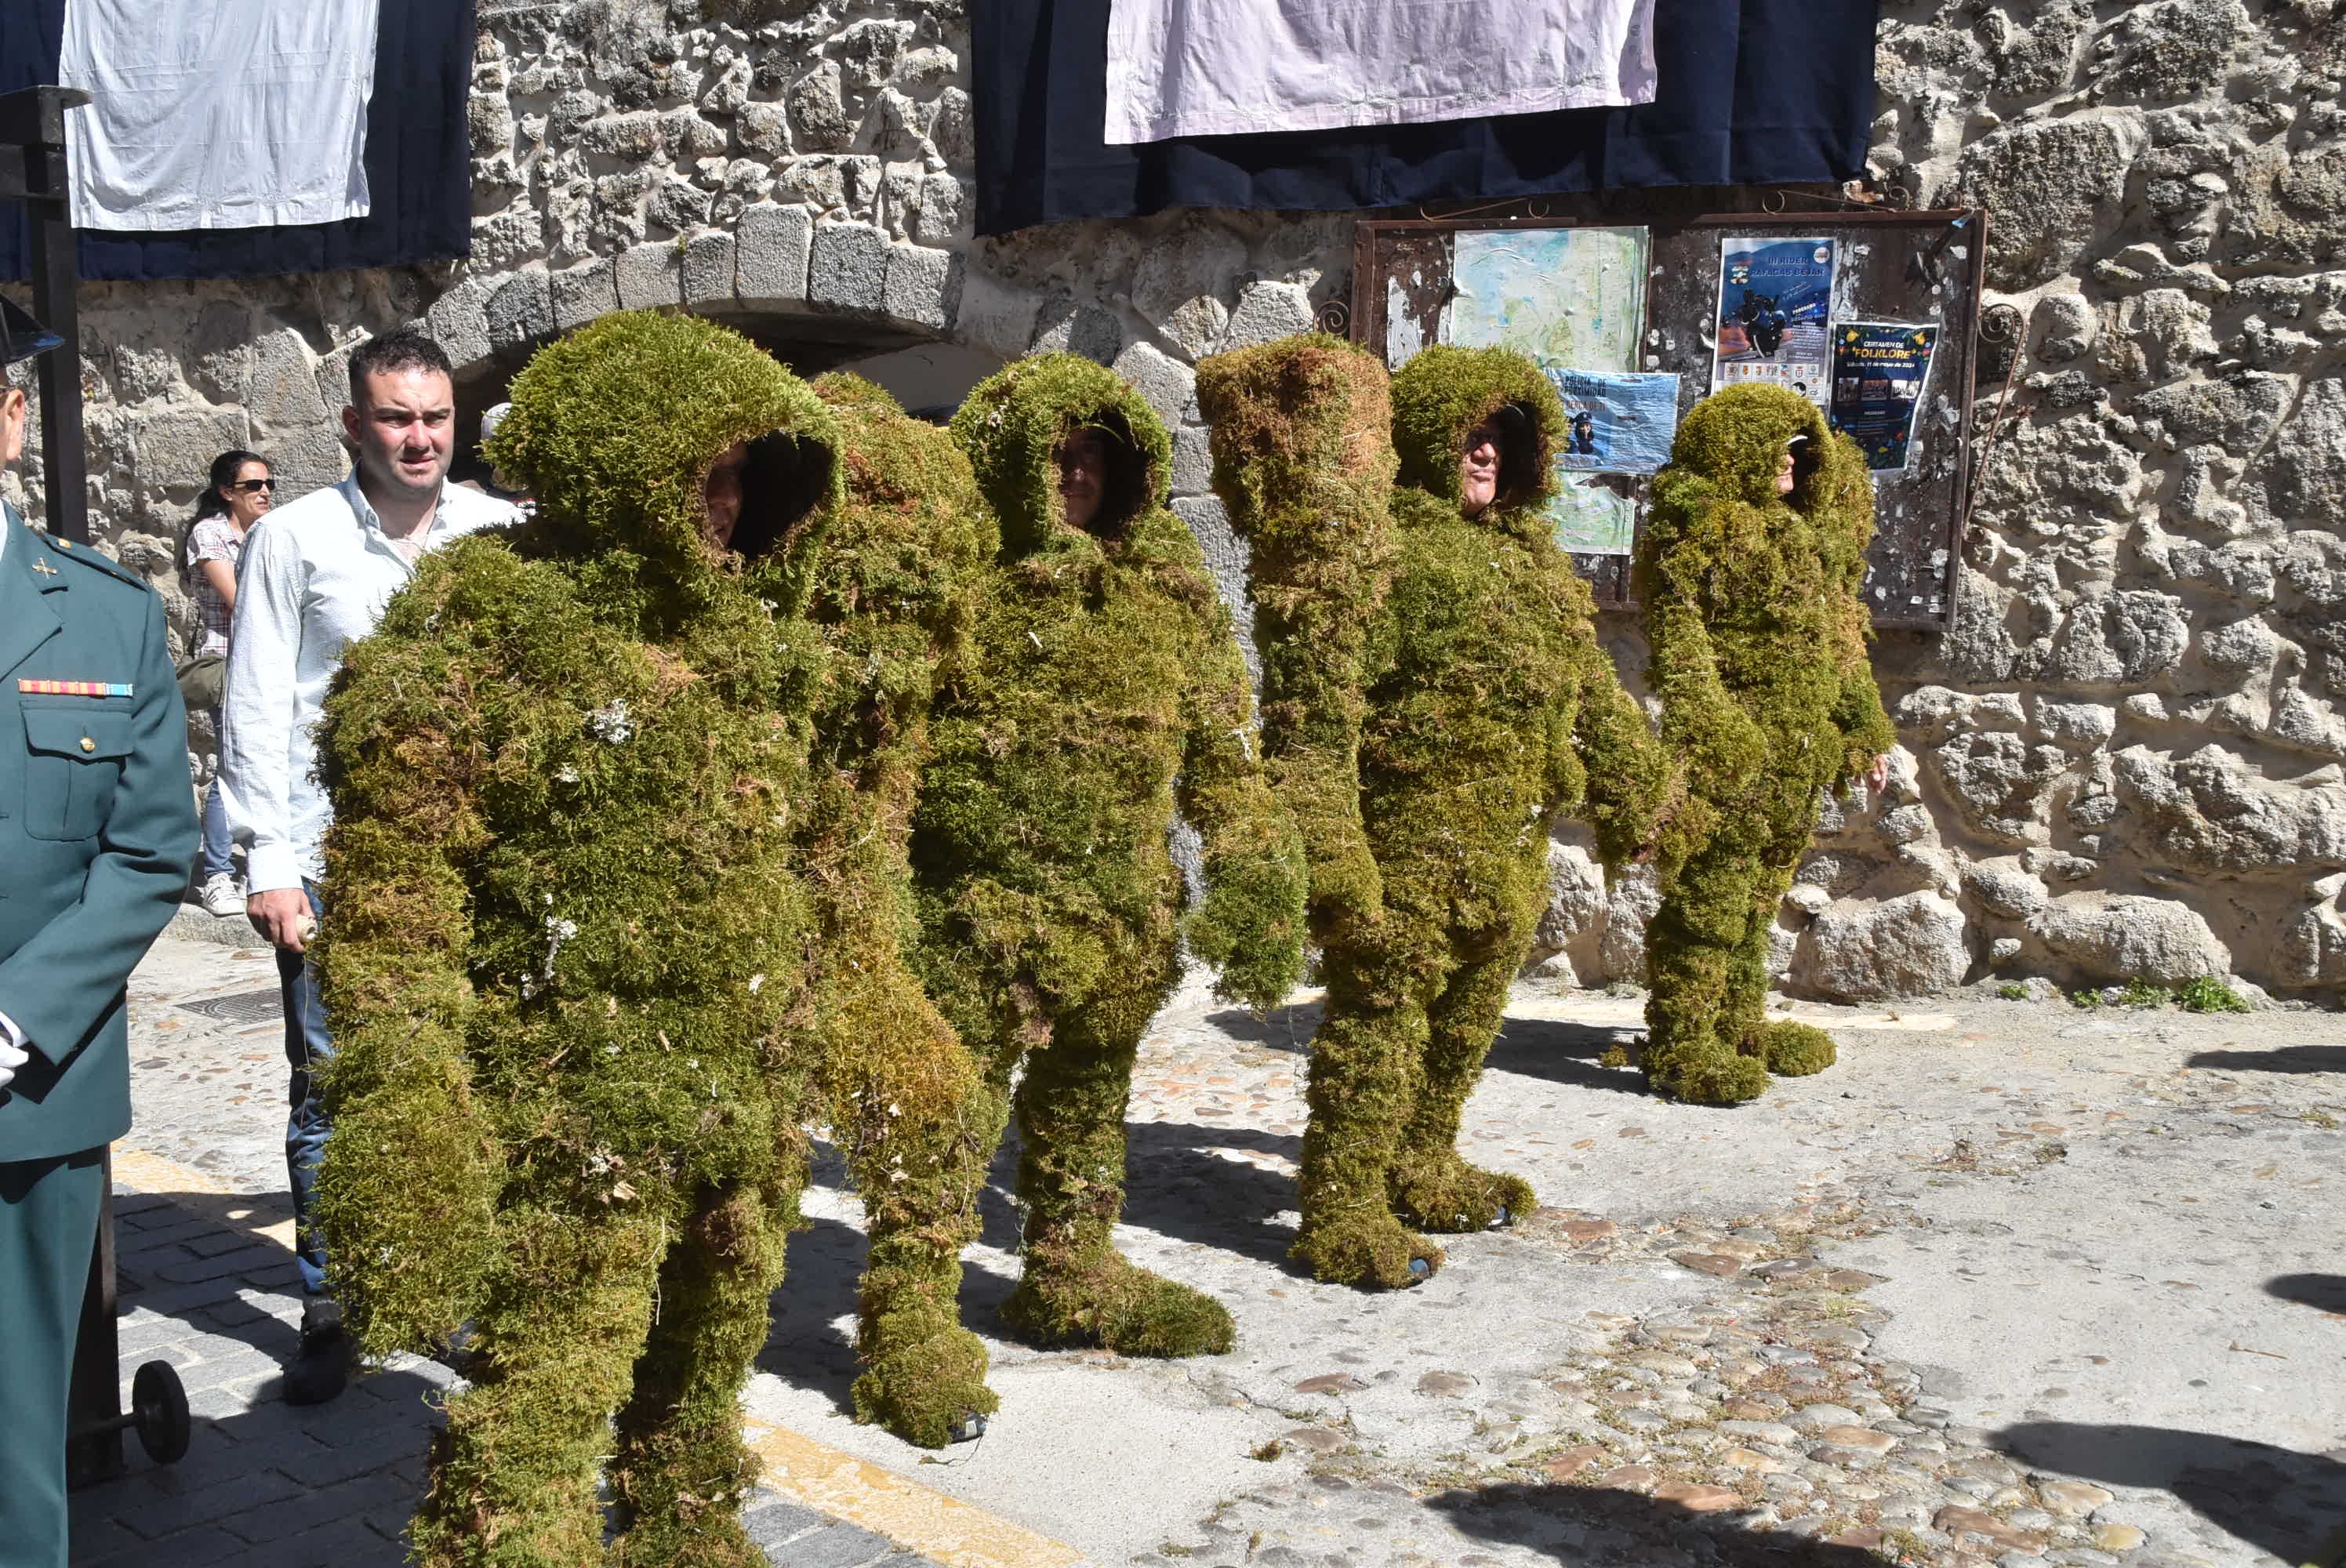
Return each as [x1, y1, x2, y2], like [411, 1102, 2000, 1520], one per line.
[0, 85, 91, 541]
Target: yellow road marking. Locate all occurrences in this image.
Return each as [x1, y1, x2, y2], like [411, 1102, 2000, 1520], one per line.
[114, 1145, 1083, 1568]
[743, 1422, 1084, 1568]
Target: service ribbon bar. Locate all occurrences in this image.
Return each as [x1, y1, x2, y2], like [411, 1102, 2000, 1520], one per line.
[17, 679, 133, 697]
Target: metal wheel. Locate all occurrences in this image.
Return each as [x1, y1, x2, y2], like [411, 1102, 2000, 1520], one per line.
[129, 1359, 189, 1465]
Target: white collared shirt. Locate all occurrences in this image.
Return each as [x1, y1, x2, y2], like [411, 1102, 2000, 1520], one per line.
[219, 471, 519, 893]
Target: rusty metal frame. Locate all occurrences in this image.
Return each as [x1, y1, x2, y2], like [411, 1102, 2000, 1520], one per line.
[1348, 205, 1990, 632]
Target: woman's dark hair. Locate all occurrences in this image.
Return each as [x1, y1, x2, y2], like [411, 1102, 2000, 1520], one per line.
[192, 448, 269, 522]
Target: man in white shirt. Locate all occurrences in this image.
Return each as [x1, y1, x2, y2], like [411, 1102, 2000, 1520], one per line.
[220, 328, 518, 1403]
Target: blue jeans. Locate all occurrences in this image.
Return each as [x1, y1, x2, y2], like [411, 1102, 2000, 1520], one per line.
[198, 711, 233, 883]
[276, 881, 333, 1297]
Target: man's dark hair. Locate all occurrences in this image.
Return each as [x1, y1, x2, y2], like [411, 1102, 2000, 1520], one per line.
[347, 328, 454, 408]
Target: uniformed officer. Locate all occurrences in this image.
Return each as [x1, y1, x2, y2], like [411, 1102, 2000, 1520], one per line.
[0, 297, 198, 1567]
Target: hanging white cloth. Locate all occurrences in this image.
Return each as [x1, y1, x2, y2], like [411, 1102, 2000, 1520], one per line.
[58, 0, 380, 231]
[1104, 0, 1658, 145]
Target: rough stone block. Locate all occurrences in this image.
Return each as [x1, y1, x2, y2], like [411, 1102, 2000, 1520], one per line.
[485, 269, 554, 352]
[952, 267, 1040, 359]
[1112, 340, 1197, 428]
[2029, 891, 2232, 983]
[1796, 891, 1970, 1001]
[423, 275, 495, 369]
[550, 258, 619, 332]
[614, 240, 683, 311]
[1028, 293, 1122, 364]
[808, 221, 889, 314]
[1171, 421, 1212, 497]
[735, 204, 814, 305]
[882, 242, 957, 328]
[1219, 279, 1316, 350]
[245, 328, 326, 429]
[132, 407, 252, 495]
[681, 231, 736, 306]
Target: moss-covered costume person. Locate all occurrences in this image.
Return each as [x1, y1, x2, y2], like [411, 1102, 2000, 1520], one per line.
[310, 310, 844, 1567]
[1206, 339, 1667, 1290]
[1635, 383, 1896, 1105]
[786, 372, 1001, 1447]
[914, 353, 1307, 1356]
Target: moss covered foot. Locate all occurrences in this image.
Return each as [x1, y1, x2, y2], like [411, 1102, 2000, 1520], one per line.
[1389, 1152, 1534, 1233]
[1291, 1211, 1444, 1289]
[1002, 1251, 1234, 1357]
[1642, 1046, 1770, 1106]
[1759, 1019, 1836, 1077]
[852, 1323, 999, 1449]
[607, 1509, 764, 1568]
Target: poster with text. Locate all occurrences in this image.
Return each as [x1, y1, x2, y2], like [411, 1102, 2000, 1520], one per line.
[1549, 368, 1682, 474]
[1828, 321, 1940, 471]
[1710, 234, 1836, 407]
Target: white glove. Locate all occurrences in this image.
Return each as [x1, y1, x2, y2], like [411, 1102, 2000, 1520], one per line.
[0, 1012, 25, 1092]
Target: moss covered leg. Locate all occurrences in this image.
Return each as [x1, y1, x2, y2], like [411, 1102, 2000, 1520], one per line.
[1738, 860, 1836, 1077]
[1643, 839, 1773, 1105]
[839, 1017, 1003, 1448]
[1293, 958, 1443, 1287]
[1000, 1001, 1233, 1356]
[1389, 943, 1535, 1232]
[409, 1198, 672, 1568]
[608, 1180, 791, 1568]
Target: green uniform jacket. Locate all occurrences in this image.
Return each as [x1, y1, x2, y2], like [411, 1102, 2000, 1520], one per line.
[0, 503, 197, 1162]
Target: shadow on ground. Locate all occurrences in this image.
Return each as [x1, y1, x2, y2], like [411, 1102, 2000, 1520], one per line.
[1428, 1480, 1887, 1565]
[1995, 1421, 2346, 1566]
[2184, 1044, 2346, 1074]
[2267, 1272, 2346, 1316]
[1484, 1015, 1655, 1098]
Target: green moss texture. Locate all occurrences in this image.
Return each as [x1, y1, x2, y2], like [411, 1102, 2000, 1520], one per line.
[795, 372, 1001, 1447]
[918, 352, 1306, 1355]
[313, 310, 839, 1566]
[1212, 339, 1668, 1290]
[1634, 383, 1898, 1105]
[1196, 333, 1395, 945]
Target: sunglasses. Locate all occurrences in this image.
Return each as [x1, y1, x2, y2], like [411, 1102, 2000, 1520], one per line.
[229, 478, 275, 493]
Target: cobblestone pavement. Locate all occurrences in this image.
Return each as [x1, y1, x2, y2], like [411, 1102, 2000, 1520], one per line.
[78, 923, 944, 1568]
[101, 923, 2346, 1567]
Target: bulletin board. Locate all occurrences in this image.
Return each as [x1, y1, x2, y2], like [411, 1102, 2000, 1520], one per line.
[1349, 209, 1987, 631]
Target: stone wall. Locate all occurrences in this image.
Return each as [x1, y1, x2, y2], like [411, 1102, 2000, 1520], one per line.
[15, 0, 2346, 998]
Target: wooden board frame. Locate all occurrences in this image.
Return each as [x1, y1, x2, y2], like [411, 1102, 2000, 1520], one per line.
[1349, 206, 1987, 631]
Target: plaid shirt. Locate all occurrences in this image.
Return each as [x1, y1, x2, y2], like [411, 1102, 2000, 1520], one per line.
[185, 514, 244, 656]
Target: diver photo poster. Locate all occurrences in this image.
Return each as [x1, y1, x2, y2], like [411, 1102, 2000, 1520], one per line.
[1550, 368, 1682, 474]
[1710, 234, 1836, 407]
[1828, 321, 1940, 472]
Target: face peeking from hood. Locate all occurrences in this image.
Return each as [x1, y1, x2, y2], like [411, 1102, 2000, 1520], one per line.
[1388, 345, 1567, 527]
[948, 353, 1172, 560]
[485, 310, 844, 592]
[1661, 383, 1864, 517]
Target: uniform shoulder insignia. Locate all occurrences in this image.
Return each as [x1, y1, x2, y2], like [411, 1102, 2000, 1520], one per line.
[37, 532, 152, 592]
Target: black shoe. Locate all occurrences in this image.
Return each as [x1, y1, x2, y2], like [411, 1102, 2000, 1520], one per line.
[283, 1298, 350, 1406]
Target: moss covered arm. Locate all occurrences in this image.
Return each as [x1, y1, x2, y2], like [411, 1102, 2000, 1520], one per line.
[1178, 598, 1310, 1014]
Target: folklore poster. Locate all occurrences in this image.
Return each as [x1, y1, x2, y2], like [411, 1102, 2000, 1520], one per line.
[1549, 368, 1681, 474]
[1828, 321, 1940, 472]
[1710, 234, 1836, 407]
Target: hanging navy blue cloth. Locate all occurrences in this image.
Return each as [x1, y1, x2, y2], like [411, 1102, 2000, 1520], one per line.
[0, 0, 472, 281]
[972, 0, 1881, 235]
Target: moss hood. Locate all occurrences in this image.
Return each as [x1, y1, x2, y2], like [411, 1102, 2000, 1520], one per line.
[1389, 344, 1566, 521]
[485, 310, 844, 614]
[1661, 382, 1865, 516]
[948, 353, 1172, 559]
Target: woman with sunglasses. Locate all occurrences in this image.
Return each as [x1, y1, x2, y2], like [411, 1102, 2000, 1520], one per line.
[186, 448, 273, 916]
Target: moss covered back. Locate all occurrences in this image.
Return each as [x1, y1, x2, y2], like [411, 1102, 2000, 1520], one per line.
[1197, 333, 1395, 941]
[1634, 384, 1897, 1105]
